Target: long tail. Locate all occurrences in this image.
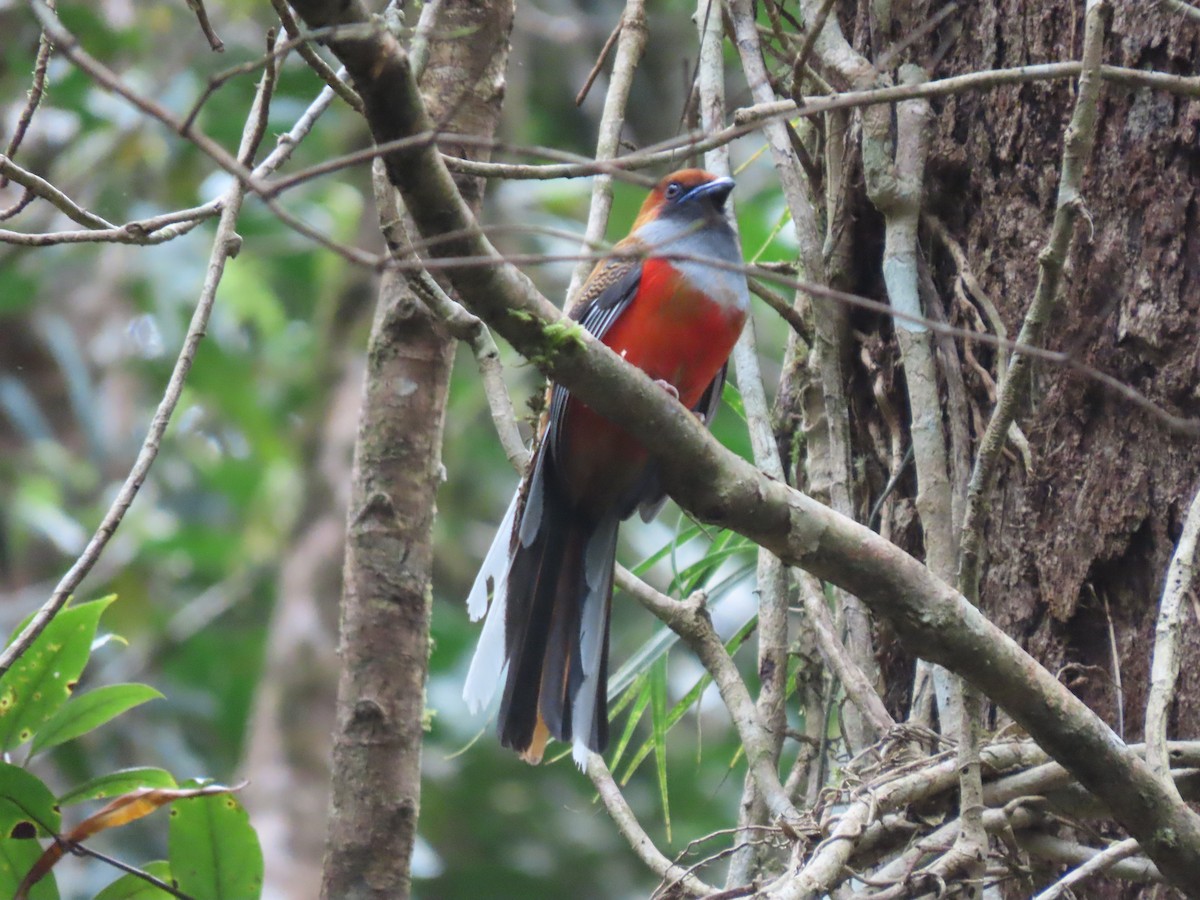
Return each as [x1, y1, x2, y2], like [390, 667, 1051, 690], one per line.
[464, 452, 617, 767]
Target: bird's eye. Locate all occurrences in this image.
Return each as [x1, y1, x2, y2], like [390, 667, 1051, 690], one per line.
[664, 182, 683, 200]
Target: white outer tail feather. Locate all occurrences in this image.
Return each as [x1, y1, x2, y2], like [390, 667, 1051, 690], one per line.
[463, 492, 519, 713]
[571, 516, 618, 769]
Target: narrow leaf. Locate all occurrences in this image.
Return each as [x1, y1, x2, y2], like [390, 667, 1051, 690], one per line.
[650, 655, 671, 843]
[18, 783, 241, 897]
[31, 684, 163, 755]
[0, 596, 117, 752]
[59, 768, 177, 807]
[621, 618, 757, 777]
[169, 784, 263, 899]
[70, 784, 243, 841]
[607, 676, 651, 776]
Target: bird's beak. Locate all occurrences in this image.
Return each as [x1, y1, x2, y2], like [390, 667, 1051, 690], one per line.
[682, 176, 735, 209]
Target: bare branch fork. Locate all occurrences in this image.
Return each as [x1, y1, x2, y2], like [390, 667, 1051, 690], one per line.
[277, 0, 1200, 891]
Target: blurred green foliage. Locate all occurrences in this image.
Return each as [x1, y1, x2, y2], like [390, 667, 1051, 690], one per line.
[0, 1, 799, 897]
[0, 599, 261, 898]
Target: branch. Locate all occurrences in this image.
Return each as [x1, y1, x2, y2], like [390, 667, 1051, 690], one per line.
[26, 0, 263, 192]
[586, 755, 717, 897]
[279, 0, 1200, 889]
[614, 577, 802, 828]
[563, 0, 647, 303]
[0, 155, 114, 229]
[1, 0, 55, 200]
[269, 0, 363, 112]
[795, 571, 895, 735]
[1158, 0, 1200, 24]
[1145, 478, 1200, 793]
[1032, 837, 1142, 900]
[696, 0, 792, 884]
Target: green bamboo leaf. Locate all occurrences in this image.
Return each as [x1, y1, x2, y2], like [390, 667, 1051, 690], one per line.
[0, 596, 117, 752]
[0, 763, 60, 840]
[607, 676, 650, 776]
[0, 835, 58, 900]
[31, 684, 163, 756]
[650, 656, 671, 843]
[94, 861, 174, 900]
[58, 768, 177, 807]
[169, 785, 263, 899]
[620, 619, 756, 777]
[721, 380, 746, 422]
[630, 521, 705, 578]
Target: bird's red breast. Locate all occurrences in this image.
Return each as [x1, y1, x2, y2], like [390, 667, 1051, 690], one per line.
[557, 253, 747, 513]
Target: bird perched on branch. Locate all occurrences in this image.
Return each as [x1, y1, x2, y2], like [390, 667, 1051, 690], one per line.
[463, 169, 750, 767]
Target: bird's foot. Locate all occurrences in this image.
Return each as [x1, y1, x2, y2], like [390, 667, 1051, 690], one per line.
[653, 379, 680, 400]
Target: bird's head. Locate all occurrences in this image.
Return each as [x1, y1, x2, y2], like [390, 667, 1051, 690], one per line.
[631, 168, 735, 232]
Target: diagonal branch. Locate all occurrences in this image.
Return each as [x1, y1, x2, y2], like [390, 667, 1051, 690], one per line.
[281, 0, 1200, 889]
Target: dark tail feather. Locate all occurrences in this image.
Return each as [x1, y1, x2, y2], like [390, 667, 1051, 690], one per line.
[497, 453, 617, 765]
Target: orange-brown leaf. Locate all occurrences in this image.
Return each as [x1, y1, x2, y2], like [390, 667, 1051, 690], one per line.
[15, 781, 245, 899]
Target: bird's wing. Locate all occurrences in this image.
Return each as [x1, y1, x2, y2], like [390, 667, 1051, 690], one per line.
[543, 259, 642, 450]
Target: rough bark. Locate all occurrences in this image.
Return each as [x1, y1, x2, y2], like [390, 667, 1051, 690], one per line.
[312, 2, 513, 898]
[894, 1, 1200, 894]
[926, 0, 1200, 764]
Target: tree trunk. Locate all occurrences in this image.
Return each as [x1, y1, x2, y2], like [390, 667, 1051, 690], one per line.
[861, 1, 1200, 893]
[314, 2, 513, 897]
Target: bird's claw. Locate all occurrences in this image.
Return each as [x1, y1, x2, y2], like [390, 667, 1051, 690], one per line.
[653, 379, 680, 400]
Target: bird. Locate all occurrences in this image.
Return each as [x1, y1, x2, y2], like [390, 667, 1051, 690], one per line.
[463, 169, 750, 767]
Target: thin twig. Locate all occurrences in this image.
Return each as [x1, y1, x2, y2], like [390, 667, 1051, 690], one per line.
[1031, 837, 1142, 900]
[563, 0, 648, 305]
[795, 571, 895, 734]
[0, 210, 215, 247]
[1, 0, 55, 190]
[181, 23, 368, 129]
[1145, 479, 1200, 793]
[0, 155, 114, 229]
[789, 0, 837, 98]
[184, 0, 225, 52]
[575, 19, 623, 107]
[587, 754, 717, 897]
[27, 0, 267, 190]
[270, 0, 364, 112]
[62, 841, 196, 900]
[0, 50, 310, 676]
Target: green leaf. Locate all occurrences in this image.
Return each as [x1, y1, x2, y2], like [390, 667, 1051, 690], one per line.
[0, 763, 60, 839]
[94, 861, 174, 900]
[169, 785, 263, 899]
[30, 684, 163, 755]
[0, 835, 58, 900]
[650, 656, 671, 843]
[607, 676, 651, 775]
[0, 596, 117, 752]
[58, 768, 178, 807]
[618, 618, 758, 779]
